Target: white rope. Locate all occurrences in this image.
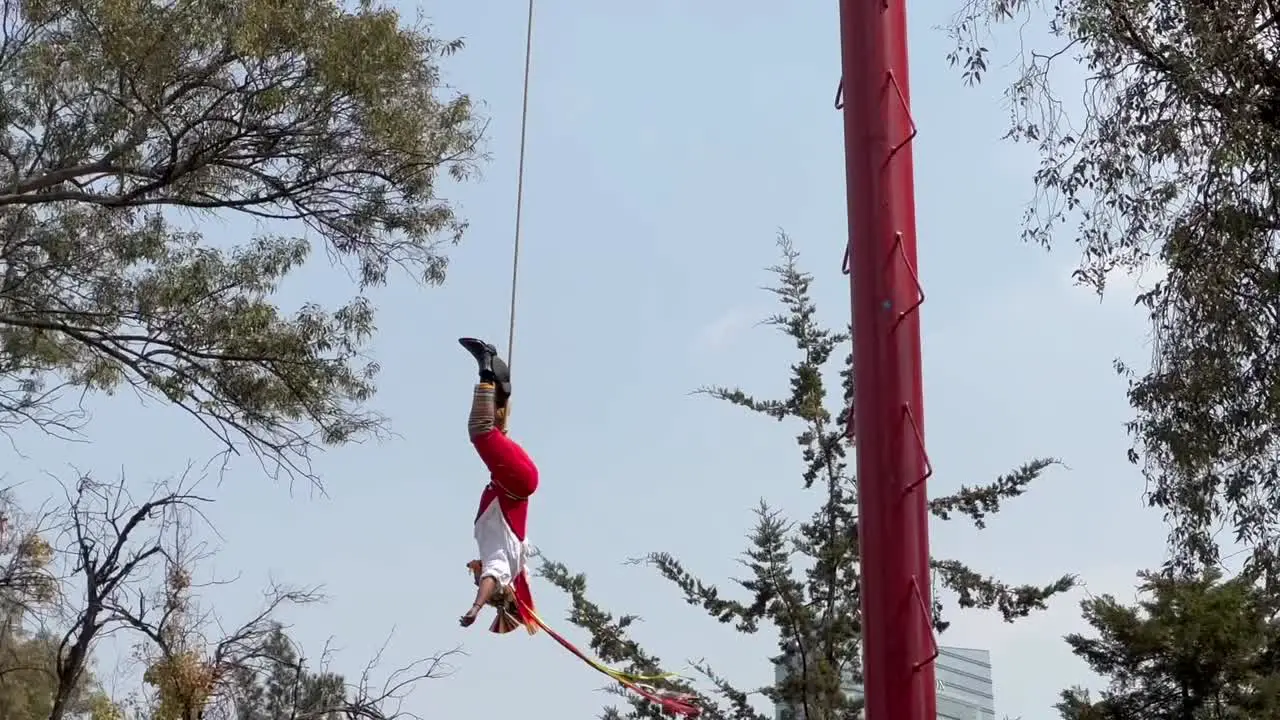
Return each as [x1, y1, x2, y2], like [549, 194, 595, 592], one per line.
[506, 0, 535, 374]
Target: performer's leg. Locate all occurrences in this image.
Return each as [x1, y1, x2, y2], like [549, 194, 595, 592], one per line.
[460, 576, 499, 627]
[471, 427, 538, 497]
[461, 337, 511, 439]
[467, 382, 499, 437]
[467, 385, 535, 491]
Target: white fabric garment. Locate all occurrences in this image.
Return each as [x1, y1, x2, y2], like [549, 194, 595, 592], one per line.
[473, 497, 529, 588]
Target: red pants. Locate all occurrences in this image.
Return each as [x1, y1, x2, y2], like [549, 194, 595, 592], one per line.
[472, 430, 539, 499]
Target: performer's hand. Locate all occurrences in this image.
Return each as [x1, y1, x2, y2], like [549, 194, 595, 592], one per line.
[459, 603, 483, 628]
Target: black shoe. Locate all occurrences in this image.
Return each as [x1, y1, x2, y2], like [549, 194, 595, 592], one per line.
[459, 338, 512, 397]
[458, 337, 498, 375]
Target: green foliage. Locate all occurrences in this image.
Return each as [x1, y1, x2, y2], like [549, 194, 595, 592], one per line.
[0, 619, 357, 720]
[538, 235, 1074, 720]
[0, 489, 58, 618]
[0, 0, 481, 479]
[0, 528, 113, 720]
[1056, 569, 1280, 720]
[946, 0, 1280, 572]
[0, 625, 106, 720]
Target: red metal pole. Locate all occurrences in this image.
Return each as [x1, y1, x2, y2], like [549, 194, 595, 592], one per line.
[838, 0, 936, 718]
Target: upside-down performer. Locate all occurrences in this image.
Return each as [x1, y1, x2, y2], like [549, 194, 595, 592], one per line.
[454, 337, 701, 717]
[458, 337, 539, 634]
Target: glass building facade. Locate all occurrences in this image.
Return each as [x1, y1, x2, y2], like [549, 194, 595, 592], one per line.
[773, 645, 995, 720]
[934, 647, 996, 720]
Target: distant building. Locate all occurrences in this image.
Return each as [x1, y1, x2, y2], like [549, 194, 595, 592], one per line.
[934, 647, 996, 720]
[773, 646, 996, 720]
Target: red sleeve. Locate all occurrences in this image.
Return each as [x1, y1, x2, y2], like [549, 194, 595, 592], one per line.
[471, 430, 539, 498]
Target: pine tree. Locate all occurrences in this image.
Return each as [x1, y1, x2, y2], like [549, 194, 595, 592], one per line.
[538, 235, 1075, 720]
[1056, 569, 1280, 720]
[229, 625, 347, 720]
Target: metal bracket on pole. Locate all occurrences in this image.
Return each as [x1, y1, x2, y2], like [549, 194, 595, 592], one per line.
[885, 232, 925, 330]
[909, 576, 940, 672]
[901, 405, 933, 493]
[886, 71, 918, 162]
[838, 71, 850, 277]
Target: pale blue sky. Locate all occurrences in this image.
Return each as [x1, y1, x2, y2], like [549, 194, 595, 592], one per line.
[8, 2, 1175, 719]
